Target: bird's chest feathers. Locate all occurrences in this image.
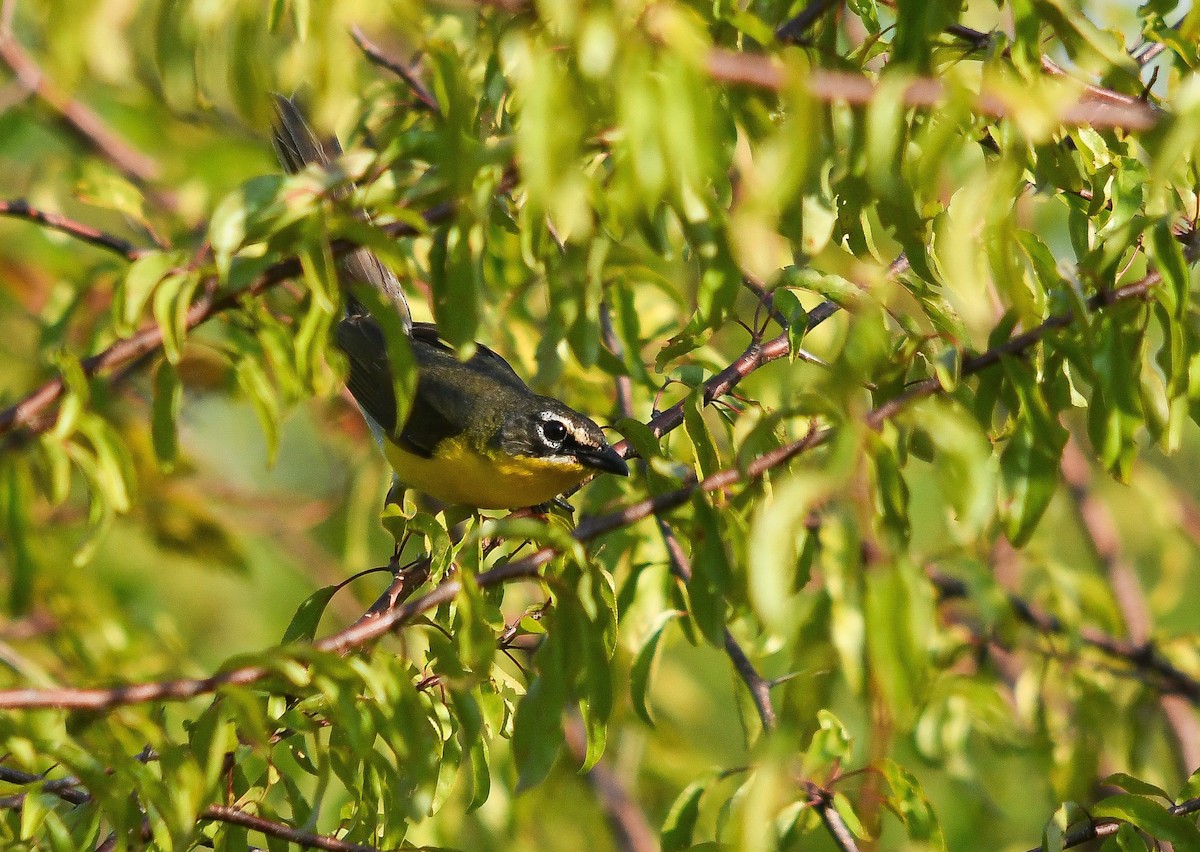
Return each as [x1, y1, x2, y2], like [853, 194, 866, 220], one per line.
[384, 436, 588, 509]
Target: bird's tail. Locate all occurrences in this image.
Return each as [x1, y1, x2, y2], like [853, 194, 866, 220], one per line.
[271, 93, 412, 333]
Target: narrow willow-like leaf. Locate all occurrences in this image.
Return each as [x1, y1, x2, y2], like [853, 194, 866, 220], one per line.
[630, 609, 681, 726]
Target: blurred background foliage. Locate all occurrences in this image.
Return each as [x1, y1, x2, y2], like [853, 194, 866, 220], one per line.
[0, 0, 1199, 849]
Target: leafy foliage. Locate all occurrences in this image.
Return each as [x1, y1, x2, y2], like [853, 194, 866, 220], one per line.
[0, 0, 1199, 850]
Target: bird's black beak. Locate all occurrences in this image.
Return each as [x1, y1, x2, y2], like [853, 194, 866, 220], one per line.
[580, 443, 630, 476]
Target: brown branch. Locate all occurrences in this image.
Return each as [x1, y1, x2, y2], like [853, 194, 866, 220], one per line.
[349, 26, 440, 114]
[865, 271, 1163, 430]
[0, 424, 828, 710]
[0, 765, 89, 806]
[806, 783, 861, 852]
[704, 51, 1160, 131]
[0, 23, 176, 212]
[563, 715, 658, 852]
[658, 517, 777, 731]
[614, 299, 842, 456]
[1059, 437, 1200, 769]
[1022, 794, 1200, 852]
[0, 201, 455, 444]
[929, 571, 1200, 703]
[944, 23, 1163, 120]
[0, 199, 146, 260]
[0, 763, 377, 851]
[201, 805, 379, 852]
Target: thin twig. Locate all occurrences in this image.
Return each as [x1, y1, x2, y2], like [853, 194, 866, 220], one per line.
[0, 764, 378, 851]
[0, 17, 175, 211]
[0, 201, 455, 444]
[929, 572, 1200, 703]
[1022, 794, 1200, 852]
[349, 26, 440, 114]
[704, 51, 1160, 131]
[0, 198, 145, 260]
[563, 715, 658, 852]
[616, 299, 842, 455]
[658, 517, 777, 731]
[775, 0, 842, 44]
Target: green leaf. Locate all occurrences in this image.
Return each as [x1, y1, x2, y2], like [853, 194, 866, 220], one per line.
[297, 227, 339, 315]
[1101, 824, 1153, 852]
[1092, 795, 1200, 849]
[151, 360, 183, 470]
[455, 570, 498, 678]
[4, 463, 35, 614]
[999, 357, 1068, 545]
[115, 251, 178, 335]
[465, 732, 491, 813]
[1101, 773, 1172, 802]
[832, 791, 867, 839]
[281, 585, 339, 644]
[20, 791, 57, 841]
[512, 632, 567, 792]
[803, 709, 852, 777]
[152, 271, 201, 365]
[688, 496, 731, 646]
[683, 389, 720, 478]
[882, 759, 946, 850]
[748, 472, 827, 635]
[76, 161, 148, 227]
[661, 779, 707, 852]
[1147, 219, 1190, 321]
[629, 609, 682, 726]
[431, 223, 481, 350]
[915, 400, 996, 541]
[235, 358, 281, 466]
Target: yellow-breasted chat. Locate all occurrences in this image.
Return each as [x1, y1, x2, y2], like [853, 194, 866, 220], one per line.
[272, 95, 629, 510]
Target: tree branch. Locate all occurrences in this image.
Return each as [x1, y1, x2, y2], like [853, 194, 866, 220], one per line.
[806, 782, 861, 852]
[1022, 794, 1200, 852]
[0, 199, 146, 260]
[0, 201, 455, 444]
[704, 51, 1161, 131]
[0, 763, 379, 851]
[658, 517, 777, 731]
[775, 0, 842, 45]
[0, 17, 176, 211]
[929, 570, 1200, 703]
[201, 805, 379, 852]
[349, 26, 440, 115]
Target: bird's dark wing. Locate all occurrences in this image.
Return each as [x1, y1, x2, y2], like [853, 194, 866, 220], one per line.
[410, 322, 527, 390]
[336, 315, 462, 459]
[335, 313, 398, 434]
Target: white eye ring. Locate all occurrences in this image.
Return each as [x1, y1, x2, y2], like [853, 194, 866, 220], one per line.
[539, 418, 568, 445]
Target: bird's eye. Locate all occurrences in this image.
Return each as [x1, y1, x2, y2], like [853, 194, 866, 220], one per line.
[540, 419, 568, 445]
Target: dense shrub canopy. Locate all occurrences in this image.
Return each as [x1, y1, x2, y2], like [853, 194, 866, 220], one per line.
[0, 0, 1199, 849]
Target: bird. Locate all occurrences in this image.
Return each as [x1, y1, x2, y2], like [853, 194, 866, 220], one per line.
[271, 94, 629, 510]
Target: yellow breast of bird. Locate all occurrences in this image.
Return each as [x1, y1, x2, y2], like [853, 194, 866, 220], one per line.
[383, 435, 589, 510]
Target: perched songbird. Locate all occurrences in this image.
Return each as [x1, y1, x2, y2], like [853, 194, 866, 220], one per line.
[272, 95, 629, 510]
